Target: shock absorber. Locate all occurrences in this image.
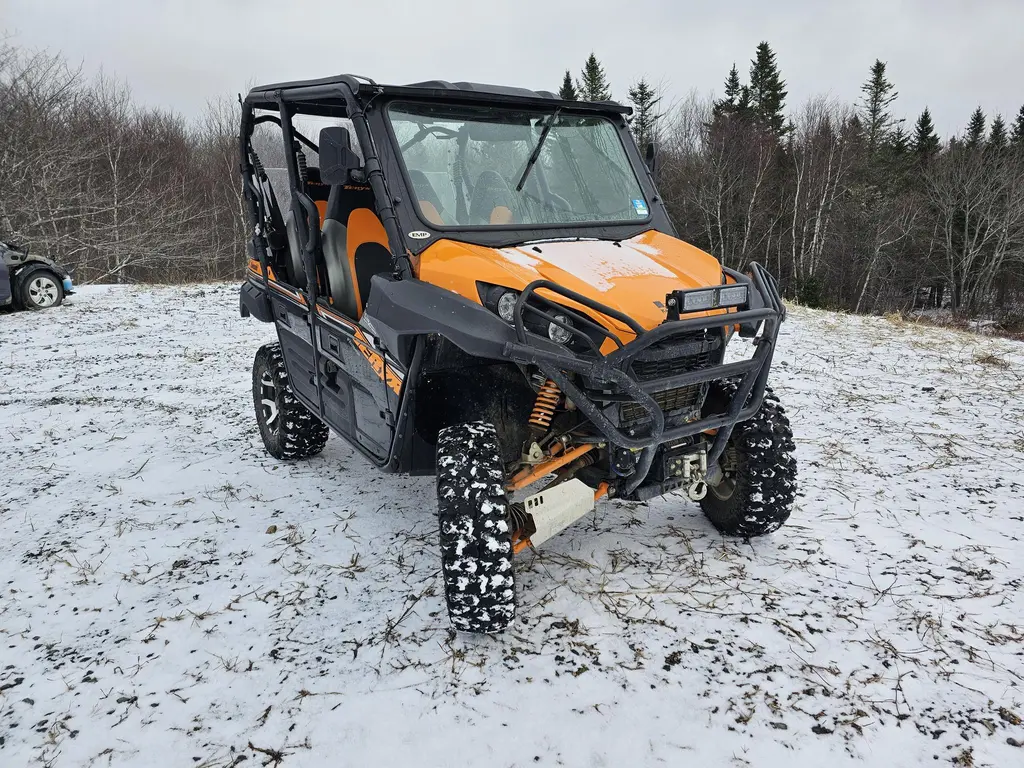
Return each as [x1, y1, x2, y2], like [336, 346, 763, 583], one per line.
[295, 142, 308, 186]
[528, 378, 561, 436]
[251, 149, 266, 180]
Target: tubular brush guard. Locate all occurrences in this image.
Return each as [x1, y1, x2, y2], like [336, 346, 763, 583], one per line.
[502, 262, 785, 495]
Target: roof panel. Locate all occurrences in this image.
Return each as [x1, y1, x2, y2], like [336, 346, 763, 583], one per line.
[245, 74, 629, 114]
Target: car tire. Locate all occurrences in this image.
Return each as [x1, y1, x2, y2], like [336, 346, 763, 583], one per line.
[436, 421, 515, 633]
[16, 267, 64, 310]
[700, 381, 797, 538]
[252, 343, 329, 460]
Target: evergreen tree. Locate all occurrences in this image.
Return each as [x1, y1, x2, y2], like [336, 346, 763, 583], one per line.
[577, 53, 611, 102]
[747, 42, 787, 134]
[965, 107, 986, 149]
[860, 60, 900, 151]
[627, 78, 662, 149]
[713, 64, 749, 118]
[558, 70, 577, 101]
[1012, 105, 1024, 147]
[989, 114, 1008, 149]
[912, 107, 941, 158]
[845, 113, 864, 142]
[723, 64, 742, 106]
[888, 125, 909, 154]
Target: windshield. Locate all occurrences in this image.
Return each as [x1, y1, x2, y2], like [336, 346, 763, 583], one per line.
[387, 102, 649, 228]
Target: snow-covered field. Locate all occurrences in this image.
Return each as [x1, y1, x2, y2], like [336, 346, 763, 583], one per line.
[2, 285, 1023, 768]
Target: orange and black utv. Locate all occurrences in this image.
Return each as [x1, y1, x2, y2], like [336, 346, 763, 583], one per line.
[238, 74, 796, 633]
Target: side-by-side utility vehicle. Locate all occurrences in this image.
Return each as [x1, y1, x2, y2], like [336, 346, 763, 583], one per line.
[237, 74, 797, 633]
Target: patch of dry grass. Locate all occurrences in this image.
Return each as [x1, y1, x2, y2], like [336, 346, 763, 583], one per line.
[972, 351, 1011, 369]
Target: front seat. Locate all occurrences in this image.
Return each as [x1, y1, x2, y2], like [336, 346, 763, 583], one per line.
[408, 169, 448, 226]
[470, 170, 516, 225]
[321, 184, 359, 318]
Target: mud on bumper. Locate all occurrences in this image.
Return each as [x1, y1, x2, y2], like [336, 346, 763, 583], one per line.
[501, 263, 786, 495]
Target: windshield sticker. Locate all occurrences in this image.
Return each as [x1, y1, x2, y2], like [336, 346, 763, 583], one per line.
[632, 199, 649, 217]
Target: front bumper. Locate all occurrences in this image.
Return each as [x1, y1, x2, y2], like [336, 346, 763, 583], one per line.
[502, 262, 785, 494]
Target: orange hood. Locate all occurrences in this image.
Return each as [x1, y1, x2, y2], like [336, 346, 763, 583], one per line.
[416, 230, 724, 333]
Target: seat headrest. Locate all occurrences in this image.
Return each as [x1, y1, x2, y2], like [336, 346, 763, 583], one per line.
[408, 170, 445, 219]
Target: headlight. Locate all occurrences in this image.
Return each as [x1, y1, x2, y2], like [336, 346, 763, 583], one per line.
[677, 284, 748, 312]
[478, 282, 580, 347]
[496, 290, 519, 322]
[548, 314, 573, 344]
[681, 289, 717, 312]
[718, 285, 748, 306]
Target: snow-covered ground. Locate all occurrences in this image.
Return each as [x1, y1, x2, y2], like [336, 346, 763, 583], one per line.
[2, 285, 1023, 768]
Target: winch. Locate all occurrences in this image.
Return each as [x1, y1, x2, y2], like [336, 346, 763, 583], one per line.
[665, 445, 709, 500]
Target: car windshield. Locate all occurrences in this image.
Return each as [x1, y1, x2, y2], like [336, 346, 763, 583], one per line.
[387, 102, 650, 228]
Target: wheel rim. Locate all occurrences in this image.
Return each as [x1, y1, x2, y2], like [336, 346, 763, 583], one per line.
[259, 371, 280, 433]
[709, 444, 740, 501]
[28, 275, 59, 307]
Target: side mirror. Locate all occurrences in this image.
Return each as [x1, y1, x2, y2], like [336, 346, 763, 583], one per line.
[644, 141, 660, 175]
[319, 126, 362, 184]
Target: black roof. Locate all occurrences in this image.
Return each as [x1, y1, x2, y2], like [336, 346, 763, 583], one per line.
[245, 74, 630, 115]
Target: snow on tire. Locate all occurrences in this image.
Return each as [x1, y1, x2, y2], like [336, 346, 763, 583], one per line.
[436, 421, 515, 634]
[251, 343, 329, 460]
[700, 380, 797, 538]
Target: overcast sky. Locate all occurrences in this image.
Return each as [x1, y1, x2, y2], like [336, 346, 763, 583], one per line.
[4, 0, 1022, 138]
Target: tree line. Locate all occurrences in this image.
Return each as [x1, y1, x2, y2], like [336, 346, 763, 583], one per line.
[3, 38, 1023, 328]
[0, 41, 243, 283]
[561, 47, 1024, 326]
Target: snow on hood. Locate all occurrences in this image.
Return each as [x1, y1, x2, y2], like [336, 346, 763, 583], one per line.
[489, 233, 722, 329]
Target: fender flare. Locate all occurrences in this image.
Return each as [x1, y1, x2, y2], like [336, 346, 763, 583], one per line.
[240, 281, 274, 322]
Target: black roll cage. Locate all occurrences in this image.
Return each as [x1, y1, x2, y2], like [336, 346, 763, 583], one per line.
[241, 76, 412, 284]
[240, 75, 675, 277]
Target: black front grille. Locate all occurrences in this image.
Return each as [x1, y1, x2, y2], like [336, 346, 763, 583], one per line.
[621, 384, 704, 423]
[631, 351, 712, 381]
[630, 332, 719, 381]
[620, 332, 720, 424]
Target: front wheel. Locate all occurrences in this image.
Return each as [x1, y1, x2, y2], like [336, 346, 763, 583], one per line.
[251, 343, 329, 460]
[700, 382, 797, 537]
[16, 268, 64, 310]
[436, 422, 515, 633]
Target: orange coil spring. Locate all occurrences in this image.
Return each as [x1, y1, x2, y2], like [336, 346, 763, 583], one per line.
[529, 379, 561, 432]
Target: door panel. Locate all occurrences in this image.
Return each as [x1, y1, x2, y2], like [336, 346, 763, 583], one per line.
[319, 359, 355, 440]
[352, 387, 391, 458]
[270, 295, 319, 412]
[316, 314, 393, 461]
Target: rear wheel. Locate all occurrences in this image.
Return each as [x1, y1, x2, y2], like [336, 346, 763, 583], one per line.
[252, 343, 329, 460]
[700, 382, 797, 537]
[436, 422, 515, 633]
[16, 268, 64, 310]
